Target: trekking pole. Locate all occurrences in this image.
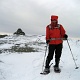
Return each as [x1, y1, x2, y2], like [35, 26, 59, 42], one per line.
[40, 44, 53, 74]
[67, 39, 79, 69]
[41, 44, 48, 72]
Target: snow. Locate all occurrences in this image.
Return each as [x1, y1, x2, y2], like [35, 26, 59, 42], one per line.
[0, 43, 14, 49]
[0, 35, 80, 80]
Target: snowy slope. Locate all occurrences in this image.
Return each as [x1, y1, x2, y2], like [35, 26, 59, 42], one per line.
[0, 35, 80, 80]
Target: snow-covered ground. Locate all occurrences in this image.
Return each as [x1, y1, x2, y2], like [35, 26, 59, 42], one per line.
[0, 35, 80, 80]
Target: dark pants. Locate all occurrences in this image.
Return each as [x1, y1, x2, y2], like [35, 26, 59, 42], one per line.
[45, 43, 63, 68]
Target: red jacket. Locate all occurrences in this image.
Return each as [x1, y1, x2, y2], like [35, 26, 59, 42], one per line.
[46, 24, 66, 44]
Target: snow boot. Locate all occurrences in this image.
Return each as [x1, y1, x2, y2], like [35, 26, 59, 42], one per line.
[54, 65, 61, 73]
[41, 67, 50, 75]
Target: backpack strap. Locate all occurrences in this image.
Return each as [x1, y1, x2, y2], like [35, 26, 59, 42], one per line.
[58, 24, 60, 29]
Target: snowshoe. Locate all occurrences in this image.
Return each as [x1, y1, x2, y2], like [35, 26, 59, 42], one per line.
[54, 66, 61, 73]
[40, 68, 50, 75]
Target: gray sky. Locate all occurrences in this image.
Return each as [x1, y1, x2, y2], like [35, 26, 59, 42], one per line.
[0, 0, 80, 38]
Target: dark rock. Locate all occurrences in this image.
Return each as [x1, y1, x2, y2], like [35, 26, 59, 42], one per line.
[14, 28, 25, 35]
[0, 35, 8, 38]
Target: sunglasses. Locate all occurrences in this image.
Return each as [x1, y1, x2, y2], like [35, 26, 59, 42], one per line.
[51, 20, 57, 23]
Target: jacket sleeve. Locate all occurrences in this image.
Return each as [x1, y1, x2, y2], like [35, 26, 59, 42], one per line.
[46, 26, 50, 40]
[60, 25, 66, 38]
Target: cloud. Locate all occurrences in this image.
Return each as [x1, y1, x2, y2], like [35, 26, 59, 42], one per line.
[0, 0, 48, 34]
[0, 0, 80, 37]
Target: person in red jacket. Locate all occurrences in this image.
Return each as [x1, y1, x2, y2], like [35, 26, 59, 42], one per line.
[43, 15, 68, 74]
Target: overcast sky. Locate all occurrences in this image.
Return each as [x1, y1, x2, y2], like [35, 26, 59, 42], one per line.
[0, 0, 80, 38]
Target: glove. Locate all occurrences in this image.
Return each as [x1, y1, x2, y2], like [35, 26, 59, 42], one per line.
[64, 34, 68, 40]
[46, 40, 50, 44]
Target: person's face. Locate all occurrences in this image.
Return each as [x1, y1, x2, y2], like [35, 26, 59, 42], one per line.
[51, 19, 58, 26]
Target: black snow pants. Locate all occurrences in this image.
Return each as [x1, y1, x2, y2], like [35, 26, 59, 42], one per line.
[45, 43, 63, 68]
